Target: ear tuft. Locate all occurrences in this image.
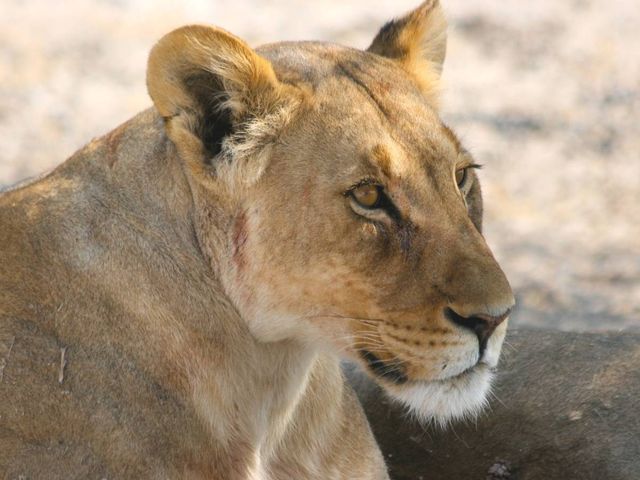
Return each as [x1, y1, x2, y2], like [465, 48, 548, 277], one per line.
[147, 25, 291, 164]
[367, 0, 447, 106]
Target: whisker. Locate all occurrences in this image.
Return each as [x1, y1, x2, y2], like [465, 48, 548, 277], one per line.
[328, 332, 436, 367]
[301, 312, 468, 372]
[488, 389, 506, 408]
[298, 313, 387, 325]
[327, 339, 386, 356]
[503, 339, 518, 353]
[326, 333, 384, 345]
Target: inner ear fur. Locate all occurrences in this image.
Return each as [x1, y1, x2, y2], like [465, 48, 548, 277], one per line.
[367, 0, 447, 106]
[147, 25, 291, 163]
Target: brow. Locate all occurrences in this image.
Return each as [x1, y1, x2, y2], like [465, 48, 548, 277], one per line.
[440, 123, 463, 155]
[370, 144, 393, 178]
[364, 144, 416, 254]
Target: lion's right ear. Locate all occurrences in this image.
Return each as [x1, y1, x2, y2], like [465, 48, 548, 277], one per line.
[147, 25, 292, 166]
[367, 1, 447, 107]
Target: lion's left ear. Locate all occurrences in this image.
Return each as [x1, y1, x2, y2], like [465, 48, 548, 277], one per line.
[367, 0, 447, 106]
[147, 25, 297, 174]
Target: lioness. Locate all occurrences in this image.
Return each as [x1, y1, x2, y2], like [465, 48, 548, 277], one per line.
[0, 1, 514, 478]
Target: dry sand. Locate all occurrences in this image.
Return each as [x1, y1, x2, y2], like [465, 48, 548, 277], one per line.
[1, 0, 638, 331]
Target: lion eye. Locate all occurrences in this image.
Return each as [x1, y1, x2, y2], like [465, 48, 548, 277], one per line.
[455, 167, 468, 188]
[352, 184, 381, 209]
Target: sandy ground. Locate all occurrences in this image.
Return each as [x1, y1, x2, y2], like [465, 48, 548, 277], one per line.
[1, 0, 638, 331]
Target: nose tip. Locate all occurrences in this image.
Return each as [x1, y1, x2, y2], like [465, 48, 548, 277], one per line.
[444, 306, 512, 356]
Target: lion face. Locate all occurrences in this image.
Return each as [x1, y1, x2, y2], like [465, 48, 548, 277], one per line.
[231, 51, 513, 425]
[147, 1, 514, 425]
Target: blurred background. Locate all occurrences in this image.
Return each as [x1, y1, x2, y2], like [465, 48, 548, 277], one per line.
[1, 0, 638, 331]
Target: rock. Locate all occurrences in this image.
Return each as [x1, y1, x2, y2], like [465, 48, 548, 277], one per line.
[346, 329, 640, 480]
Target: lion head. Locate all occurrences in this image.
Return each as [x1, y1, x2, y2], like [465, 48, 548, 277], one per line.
[146, 0, 514, 425]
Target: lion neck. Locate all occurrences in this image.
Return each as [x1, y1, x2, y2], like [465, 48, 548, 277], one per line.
[192, 339, 320, 457]
[180, 189, 327, 464]
[98, 110, 335, 466]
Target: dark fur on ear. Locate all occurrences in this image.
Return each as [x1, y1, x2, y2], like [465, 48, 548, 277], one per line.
[147, 25, 292, 165]
[367, 0, 447, 106]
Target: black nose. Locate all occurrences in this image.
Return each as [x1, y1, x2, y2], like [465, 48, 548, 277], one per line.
[444, 307, 511, 356]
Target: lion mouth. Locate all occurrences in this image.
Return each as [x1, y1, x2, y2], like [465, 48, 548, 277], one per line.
[356, 349, 495, 426]
[436, 361, 496, 384]
[391, 364, 495, 426]
[358, 348, 494, 387]
[359, 349, 408, 384]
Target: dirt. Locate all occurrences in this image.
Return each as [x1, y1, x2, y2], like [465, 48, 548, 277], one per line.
[1, 0, 638, 331]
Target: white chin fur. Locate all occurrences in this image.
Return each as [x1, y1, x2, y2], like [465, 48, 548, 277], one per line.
[391, 365, 494, 428]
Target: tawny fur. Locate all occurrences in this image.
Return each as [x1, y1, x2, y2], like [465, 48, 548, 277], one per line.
[0, 1, 513, 478]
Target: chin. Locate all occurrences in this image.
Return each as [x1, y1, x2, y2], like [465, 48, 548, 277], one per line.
[389, 363, 494, 428]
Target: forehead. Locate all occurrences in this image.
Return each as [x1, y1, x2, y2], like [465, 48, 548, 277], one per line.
[259, 41, 462, 175]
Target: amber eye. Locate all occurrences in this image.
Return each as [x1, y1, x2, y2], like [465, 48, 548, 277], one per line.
[455, 167, 468, 188]
[352, 184, 381, 209]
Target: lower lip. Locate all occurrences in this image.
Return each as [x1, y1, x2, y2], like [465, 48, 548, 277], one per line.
[440, 361, 494, 383]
